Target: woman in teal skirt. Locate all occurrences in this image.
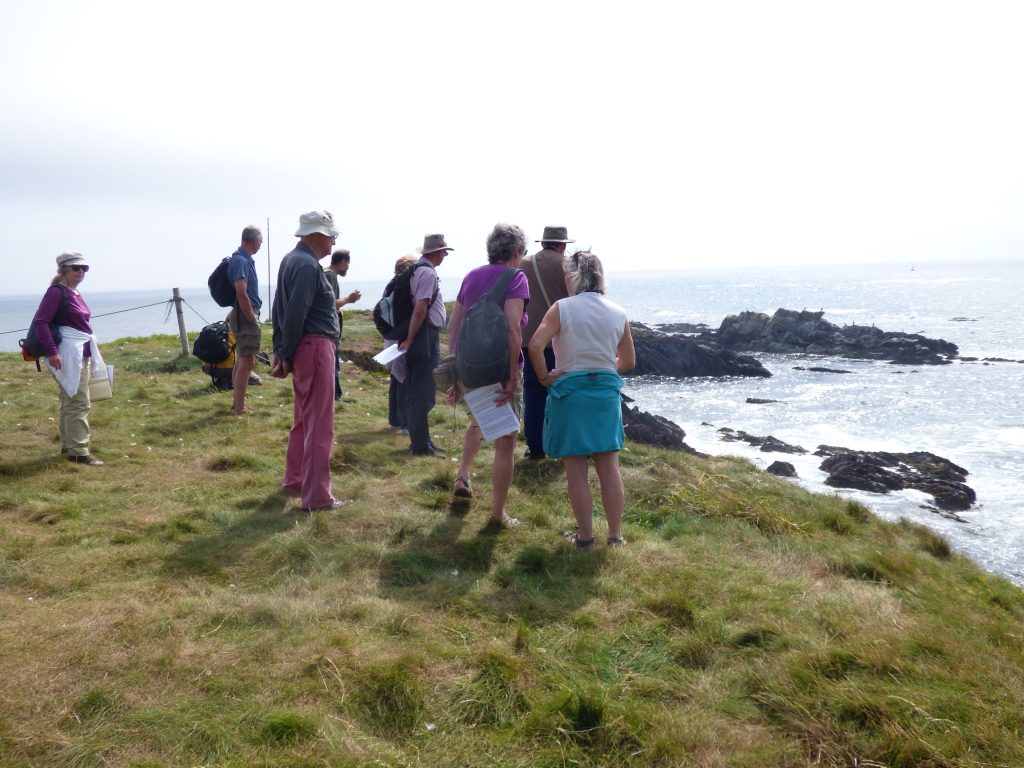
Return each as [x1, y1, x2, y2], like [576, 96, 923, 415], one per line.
[527, 251, 635, 548]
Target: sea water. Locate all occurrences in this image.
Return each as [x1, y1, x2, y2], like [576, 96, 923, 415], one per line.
[2, 261, 1022, 583]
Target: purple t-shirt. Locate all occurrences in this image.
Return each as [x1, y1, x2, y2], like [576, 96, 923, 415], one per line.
[454, 264, 530, 368]
[33, 285, 93, 358]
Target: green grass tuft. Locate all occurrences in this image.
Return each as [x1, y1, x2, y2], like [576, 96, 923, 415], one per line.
[256, 710, 317, 745]
[353, 655, 426, 736]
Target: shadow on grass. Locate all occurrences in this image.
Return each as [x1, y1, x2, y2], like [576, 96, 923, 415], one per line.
[379, 503, 501, 600]
[488, 541, 609, 625]
[162, 492, 292, 580]
[380, 495, 603, 625]
[0, 453, 61, 480]
[141, 411, 240, 440]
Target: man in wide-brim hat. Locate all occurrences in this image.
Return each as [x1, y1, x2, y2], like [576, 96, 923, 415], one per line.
[399, 234, 451, 456]
[520, 226, 576, 460]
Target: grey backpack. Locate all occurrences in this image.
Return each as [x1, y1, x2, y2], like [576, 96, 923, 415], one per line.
[456, 268, 520, 389]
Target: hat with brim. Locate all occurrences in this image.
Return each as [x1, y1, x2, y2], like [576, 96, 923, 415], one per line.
[56, 251, 89, 268]
[421, 234, 454, 255]
[294, 210, 340, 238]
[535, 226, 575, 243]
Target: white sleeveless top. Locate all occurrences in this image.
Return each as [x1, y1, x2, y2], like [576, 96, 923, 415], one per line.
[552, 292, 627, 373]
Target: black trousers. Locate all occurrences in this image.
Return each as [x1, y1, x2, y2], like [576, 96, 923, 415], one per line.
[388, 374, 407, 428]
[522, 346, 556, 456]
[404, 324, 439, 453]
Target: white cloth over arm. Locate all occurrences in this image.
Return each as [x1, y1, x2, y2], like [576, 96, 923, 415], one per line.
[44, 327, 106, 396]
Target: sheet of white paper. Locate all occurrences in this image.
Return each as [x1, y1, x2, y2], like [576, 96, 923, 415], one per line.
[463, 383, 520, 442]
[373, 345, 406, 365]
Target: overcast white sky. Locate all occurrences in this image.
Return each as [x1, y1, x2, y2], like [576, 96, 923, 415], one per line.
[1, 0, 1022, 295]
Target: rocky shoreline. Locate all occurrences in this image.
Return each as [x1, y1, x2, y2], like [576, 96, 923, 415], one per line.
[615, 309, 979, 515]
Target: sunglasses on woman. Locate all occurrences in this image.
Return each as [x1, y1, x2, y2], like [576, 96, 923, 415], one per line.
[69, 265, 89, 272]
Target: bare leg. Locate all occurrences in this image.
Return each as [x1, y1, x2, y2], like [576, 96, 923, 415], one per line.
[232, 353, 255, 413]
[593, 451, 625, 540]
[564, 455, 593, 540]
[457, 424, 484, 480]
[490, 433, 517, 523]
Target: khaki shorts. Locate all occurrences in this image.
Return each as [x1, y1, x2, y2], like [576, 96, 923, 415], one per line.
[228, 307, 262, 357]
[465, 379, 524, 427]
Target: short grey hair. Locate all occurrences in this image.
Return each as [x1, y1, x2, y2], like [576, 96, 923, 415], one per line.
[241, 225, 262, 243]
[485, 223, 526, 264]
[563, 250, 606, 295]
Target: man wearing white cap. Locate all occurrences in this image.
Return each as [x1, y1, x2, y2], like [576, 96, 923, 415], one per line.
[271, 210, 344, 511]
[399, 234, 450, 456]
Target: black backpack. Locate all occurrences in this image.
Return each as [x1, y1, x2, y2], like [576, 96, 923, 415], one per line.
[20, 285, 69, 362]
[455, 268, 520, 389]
[373, 262, 437, 340]
[192, 321, 232, 365]
[208, 257, 236, 307]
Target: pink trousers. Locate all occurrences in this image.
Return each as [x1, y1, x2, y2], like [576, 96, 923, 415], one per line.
[282, 335, 336, 509]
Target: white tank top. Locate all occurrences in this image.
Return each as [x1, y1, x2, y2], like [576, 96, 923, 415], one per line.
[552, 292, 627, 372]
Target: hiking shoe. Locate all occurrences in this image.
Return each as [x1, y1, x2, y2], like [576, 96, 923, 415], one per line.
[68, 454, 103, 466]
[564, 531, 595, 550]
[453, 474, 473, 498]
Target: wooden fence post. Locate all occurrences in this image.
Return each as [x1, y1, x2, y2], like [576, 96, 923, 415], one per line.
[172, 288, 189, 356]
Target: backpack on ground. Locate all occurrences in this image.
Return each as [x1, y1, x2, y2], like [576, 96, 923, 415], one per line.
[208, 257, 236, 307]
[192, 321, 236, 388]
[373, 262, 436, 340]
[455, 268, 520, 390]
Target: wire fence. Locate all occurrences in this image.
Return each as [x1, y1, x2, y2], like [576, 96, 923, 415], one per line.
[1, 296, 213, 338]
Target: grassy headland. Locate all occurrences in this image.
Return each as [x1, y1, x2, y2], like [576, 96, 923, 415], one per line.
[1, 313, 1022, 767]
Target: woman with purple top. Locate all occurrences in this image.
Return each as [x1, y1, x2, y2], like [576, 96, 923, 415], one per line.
[445, 223, 530, 527]
[31, 252, 104, 466]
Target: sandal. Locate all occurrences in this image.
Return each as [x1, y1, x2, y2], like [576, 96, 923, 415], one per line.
[607, 536, 627, 547]
[453, 474, 473, 498]
[564, 531, 595, 550]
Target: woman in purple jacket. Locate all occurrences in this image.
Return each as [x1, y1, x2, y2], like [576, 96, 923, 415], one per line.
[32, 252, 103, 466]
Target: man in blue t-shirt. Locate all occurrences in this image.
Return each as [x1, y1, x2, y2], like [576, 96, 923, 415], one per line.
[227, 225, 263, 415]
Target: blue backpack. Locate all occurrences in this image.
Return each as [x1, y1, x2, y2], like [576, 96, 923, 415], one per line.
[208, 257, 236, 307]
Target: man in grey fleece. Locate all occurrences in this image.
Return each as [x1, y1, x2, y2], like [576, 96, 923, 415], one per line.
[271, 210, 343, 512]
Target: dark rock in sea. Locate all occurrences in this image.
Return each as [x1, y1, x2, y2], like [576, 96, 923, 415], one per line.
[696, 308, 959, 365]
[766, 461, 797, 477]
[622, 402, 704, 456]
[793, 366, 853, 374]
[629, 323, 771, 378]
[718, 427, 807, 455]
[654, 322, 711, 335]
[746, 398, 782, 404]
[814, 446, 976, 512]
